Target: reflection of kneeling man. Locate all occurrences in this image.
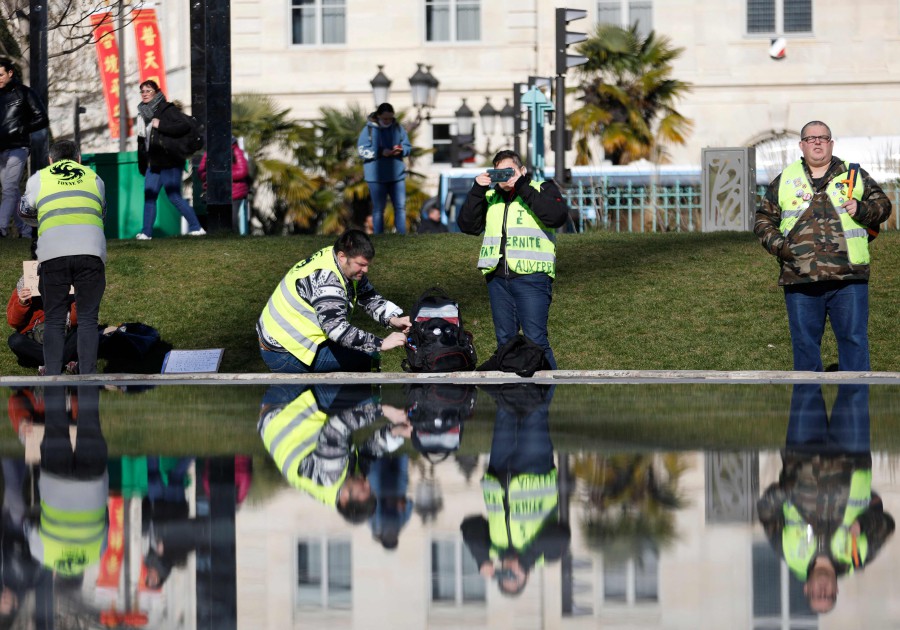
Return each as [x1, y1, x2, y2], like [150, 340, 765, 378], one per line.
[258, 385, 408, 523]
[757, 384, 895, 614]
[27, 386, 109, 577]
[461, 385, 570, 596]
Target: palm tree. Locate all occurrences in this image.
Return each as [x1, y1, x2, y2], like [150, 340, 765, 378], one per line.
[569, 24, 693, 166]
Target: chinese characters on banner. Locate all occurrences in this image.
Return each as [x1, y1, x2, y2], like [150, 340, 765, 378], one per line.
[132, 9, 168, 95]
[90, 11, 127, 139]
[89, 7, 168, 140]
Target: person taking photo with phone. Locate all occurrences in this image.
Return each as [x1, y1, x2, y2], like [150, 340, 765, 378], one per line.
[457, 150, 569, 369]
[357, 103, 412, 234]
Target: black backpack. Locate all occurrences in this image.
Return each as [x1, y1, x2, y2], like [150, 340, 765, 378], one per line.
[401, 287, 477, 373]
[158, 107, 204, 160]
[406, 384, 477, 460]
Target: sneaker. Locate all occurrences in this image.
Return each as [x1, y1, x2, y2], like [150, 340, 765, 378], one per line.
[188, 228, 207, 237]
[135, 233, 152, 241]
[37, 365, 46, 376]
[64, 361, 78, 375]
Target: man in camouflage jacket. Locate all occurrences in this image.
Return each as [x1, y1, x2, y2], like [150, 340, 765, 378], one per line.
[755, 121, 892, 371]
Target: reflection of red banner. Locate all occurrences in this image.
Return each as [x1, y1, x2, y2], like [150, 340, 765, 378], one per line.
[132, 9, 167, 96]
[96, 496, 124, 589]
[90, 12, 128, 139]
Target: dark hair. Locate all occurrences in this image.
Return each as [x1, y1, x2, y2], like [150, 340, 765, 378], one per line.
[800, 120, 831, 138]
[49, 140, 79, 163]
[139, 79, 160, 93]
[375, 103, 395, 116]
[334, 229, 375, 260]
[492, 150, 524, 169]
[336, 493, 377, 524]
[0, 58, 14, 75]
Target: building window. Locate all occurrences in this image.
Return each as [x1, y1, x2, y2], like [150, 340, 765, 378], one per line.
[597, 1, 653, 39]
[747, 0, 811, 35]
[426, 0, 480, 42]
[296, 539, 352, 610]
[432, 123, 452, 164]
[430, 539, 486, 604]
[292, 0, 346, 45]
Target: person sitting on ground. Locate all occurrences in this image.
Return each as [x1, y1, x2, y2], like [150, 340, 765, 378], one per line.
[257, 229, 411, 373]
[416, 202, 448, 234]
[6, 276, 77, 374]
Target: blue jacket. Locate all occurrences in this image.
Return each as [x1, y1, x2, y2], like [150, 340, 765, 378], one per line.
[357, 116, 411, 183]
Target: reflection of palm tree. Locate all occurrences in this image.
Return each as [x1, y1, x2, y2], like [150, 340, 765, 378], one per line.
[570, 24, 692, 166]
[574, 453, 687, 561]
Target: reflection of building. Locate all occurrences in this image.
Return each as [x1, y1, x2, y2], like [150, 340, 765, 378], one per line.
[235, 451, 900, 629]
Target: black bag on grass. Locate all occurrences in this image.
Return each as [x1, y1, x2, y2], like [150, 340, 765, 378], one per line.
[477, 334, 550, 378]
[401, 287, 477, 373]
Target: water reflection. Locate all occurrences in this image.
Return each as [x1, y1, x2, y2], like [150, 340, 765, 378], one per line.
[0, 382, 896, 628]
[461, 385, 571, 597]
[757, 384, 896, 615]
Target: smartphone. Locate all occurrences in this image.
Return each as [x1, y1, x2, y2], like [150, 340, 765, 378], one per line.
[487, 168, 515, 183]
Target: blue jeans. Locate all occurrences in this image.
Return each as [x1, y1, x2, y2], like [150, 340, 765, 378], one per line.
[368, 179, 406, 234]
[784, 281, 869, 371]
[260, 342, 375, 373]
[40, 255, 105, 375]
[0, 148, 32, 237]
[488, 385, 555, 474]
[143, 167, 202, 236]
[487, 273, 557, 369]
[786, 384, 870, 454]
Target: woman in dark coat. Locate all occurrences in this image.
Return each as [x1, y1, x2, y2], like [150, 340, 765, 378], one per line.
[135, 80, 205, 240]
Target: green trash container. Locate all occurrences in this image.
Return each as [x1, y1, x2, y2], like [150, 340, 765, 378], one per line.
[82, 151, 185, 240]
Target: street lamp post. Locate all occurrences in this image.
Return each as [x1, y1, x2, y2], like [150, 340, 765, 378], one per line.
[450, 99, 475, 168]
[499, 98, 516, 146]
[408, 63, 439, 128]
[370, 65, 392, 107]
[478, 97, 497, 157]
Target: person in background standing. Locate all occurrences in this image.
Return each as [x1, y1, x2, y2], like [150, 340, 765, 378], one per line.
[0, 57, 48, 239]
[18, 140, 106, 375]
[198, 136, 250, 233]
[134, 80, 206, 240]
[357, 103, 412, 234]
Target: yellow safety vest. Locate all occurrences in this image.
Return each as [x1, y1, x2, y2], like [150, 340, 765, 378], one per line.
[482, 469, 559, 553]
[259, 389, 348, 507]
[260, 247, 357, 366]
[35, 160, 104, 237]
[777, 160, 869, 265]
[478, 181, 557, 278]
[781, 469, 872, 580]
[38, 500, 107, 576]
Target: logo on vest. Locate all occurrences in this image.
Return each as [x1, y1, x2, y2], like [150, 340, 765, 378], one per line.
[49, 162, 86, 186]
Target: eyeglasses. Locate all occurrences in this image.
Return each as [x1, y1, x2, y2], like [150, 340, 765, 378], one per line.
[140, 89, 156, 94]
[801, 135, 832, 144]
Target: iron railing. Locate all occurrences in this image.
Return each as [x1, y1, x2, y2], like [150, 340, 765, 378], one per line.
[562, 179, 900, 233]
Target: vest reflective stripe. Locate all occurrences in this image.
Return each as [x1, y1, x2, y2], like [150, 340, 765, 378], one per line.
[482, 470, 559, 550]
[781, 469, 872, 580]
[478, 181, 557, 278]
[777, 160, 869, 265]
[36, 161, 104, 237]
[260, 389, 346, 507]
[260, 247, 355, 366]
[38, 501, 106, 575]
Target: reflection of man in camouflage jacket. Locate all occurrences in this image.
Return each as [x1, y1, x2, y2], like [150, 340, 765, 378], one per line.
[755, 120, 892, 371]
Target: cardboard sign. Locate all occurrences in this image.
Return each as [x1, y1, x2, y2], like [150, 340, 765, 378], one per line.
[161, 349, 224, 374]
[22, 260, 39, 296]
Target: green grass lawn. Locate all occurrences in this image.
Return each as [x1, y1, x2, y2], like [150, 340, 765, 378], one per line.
[2, 229, 898, 375]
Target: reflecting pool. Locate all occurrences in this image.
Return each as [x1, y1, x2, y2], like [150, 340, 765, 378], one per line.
[0, 381, 897, 629]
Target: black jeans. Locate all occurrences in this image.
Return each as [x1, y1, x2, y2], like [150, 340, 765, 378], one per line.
[40, 255, 105, 375]
[7, 330, 77, 368]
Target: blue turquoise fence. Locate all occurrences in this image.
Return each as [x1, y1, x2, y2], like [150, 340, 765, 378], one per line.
[561, 179, 900, 233]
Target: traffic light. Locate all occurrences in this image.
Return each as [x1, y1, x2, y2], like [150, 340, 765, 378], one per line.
[555, 8, 588, 76]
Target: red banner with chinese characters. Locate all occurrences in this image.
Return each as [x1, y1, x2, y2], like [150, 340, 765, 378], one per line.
[90, 11, 126, 139]
[95, 495, 124, 589]
[132, 8, 168, 96]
